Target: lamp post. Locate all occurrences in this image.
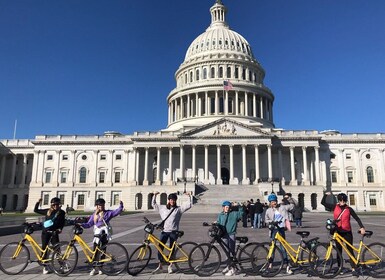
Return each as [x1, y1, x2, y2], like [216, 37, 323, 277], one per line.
[271, 181, 275, 194]
[183, 178, 187, 194]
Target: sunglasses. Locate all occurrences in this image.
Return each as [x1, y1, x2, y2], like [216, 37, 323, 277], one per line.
[51, 204, 61, 206]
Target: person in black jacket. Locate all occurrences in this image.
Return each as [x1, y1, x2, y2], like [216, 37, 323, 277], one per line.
[34, 197, 66, 274]
[321, 192, 365, 276]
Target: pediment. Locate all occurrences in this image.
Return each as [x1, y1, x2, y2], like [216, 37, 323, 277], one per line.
[180, 118, 271, 138]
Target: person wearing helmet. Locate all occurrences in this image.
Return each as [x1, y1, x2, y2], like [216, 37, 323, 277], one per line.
[152, 191, 193, 274]
[34, 197, 66, 274]
[80, 198, 124, 276]
[321, 192, 365, 276]
[217, 200, 244, 276]
[265, 192, 295, 275]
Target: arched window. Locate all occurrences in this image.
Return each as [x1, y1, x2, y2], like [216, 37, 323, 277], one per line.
[242, 68, 246, 80]
[135, 193, 143, 210]
[203, 68, 207, 79]
[226, 67, 231, 78]
[211, 67, 215, 78]
[367, 166, 374, 183]
[148, 193, 154, 209]
[196, 69, 200, 81]
[184, 73, 187, 84]
[190, 72, 193, 83]
[219, 67, 223, 78]
[79, 167, 87, 183]
[160, 193, 167, 205]
[235, 67, 239, 79]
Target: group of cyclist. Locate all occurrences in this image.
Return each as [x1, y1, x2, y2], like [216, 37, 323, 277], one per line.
[32, 189, 366, 277]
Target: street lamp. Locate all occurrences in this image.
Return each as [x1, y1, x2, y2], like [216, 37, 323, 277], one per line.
[271, 181, 275, 194]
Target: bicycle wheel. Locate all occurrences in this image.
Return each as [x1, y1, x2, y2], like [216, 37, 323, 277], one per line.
[99, 242, 128, 276]
[250, 243, 270, 275]
[260, 243, 284, 277]
[0, 242, 30, 275]
[51, 241, 79, 276]
[363, 242, 385, 278]
[188, 243, 221, 276]
[173, 241, 197, 273]
[309, 242, 341, 278]
[127, 244, 151, 276]
[237, 242, 260, 275]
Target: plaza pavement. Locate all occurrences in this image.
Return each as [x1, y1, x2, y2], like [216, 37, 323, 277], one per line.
[0, 210, 384, 279]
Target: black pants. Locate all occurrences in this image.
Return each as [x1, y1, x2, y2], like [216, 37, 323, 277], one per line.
[93, 237, 109, 265]
[336, 231, 355, 268]
[158, 231, 178, 263]
[41, 231, 59, 260]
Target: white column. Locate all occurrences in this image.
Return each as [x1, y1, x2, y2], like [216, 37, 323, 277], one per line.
[0, 155, 7, 185]
[124, 150, 129, 183]
[134, 148, 139, 185]
[290, 146, 296, 185]
[180, 145, 185, 179]
[168, 147, 173, 185]
[302, 146, 309, 185]
[253, 145, 260, 184]
[235, 91, 239, 115]
[354, 149, 362, 185]
[253, 94, 257, 117]
[192, 145, 196, 181]
[156, 147, 161, 185]
[204, 145, 209, 183]
[260, 97, 264, 118]
[215, 91, 219, 115]
[21, 154, 28, 186]
[242, 145, 248, 184]
[94, 150, 99, 185]
[225, 90, 229, 115]
[377, 148, 385, 185]
[244, 92, 248, 116]
[195, 93, 199, 117]
[181, 97, 185, 118]
[229, 145, 234, 183]
[38, 151, 46, 185]
[69, 151, 75, 186]
[314, 146, 320, 185]
[10, 155, 17, 186]
[267, 144, 272, 180]
[143, 148, 149, 186]
[187, 94, 190, 118]
[109, 150, 114, 184]
[54, 151, 61, 186]
[338, 149, 345, 185]
[205, 91, 208, 115]
[216, 145, 222, 184]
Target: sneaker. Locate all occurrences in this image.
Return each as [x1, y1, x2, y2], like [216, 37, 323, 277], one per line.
[352, 269, 359, 277]
[42, 267, 51, 275]
[90, 268, 98, 276]
[286, 266, 293, 275]
[168, 264, 174, 274]
[98, 270, 103, 275]
[225, 268, 235, 276]
[152, 264, 162, 274]
[222, 266, 230, 274]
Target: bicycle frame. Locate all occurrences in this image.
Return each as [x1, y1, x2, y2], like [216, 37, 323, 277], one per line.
[327, 231, 382, 266]
[270, 232, 310, 265]
[15, 234, 54, 264]
[143, 233, 189, 263]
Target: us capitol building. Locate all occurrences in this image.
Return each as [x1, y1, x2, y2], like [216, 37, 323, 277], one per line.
[1, 1, 384, 212]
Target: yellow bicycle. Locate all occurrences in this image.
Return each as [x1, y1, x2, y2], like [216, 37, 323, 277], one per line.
[309, 219, 385, 278]
[127, 216, 197, 275]
[256, 221, 319, 277]
[50, 223, 128, 276]
[0, 222, 59, 275]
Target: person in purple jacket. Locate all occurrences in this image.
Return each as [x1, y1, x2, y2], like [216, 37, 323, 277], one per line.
[79, 198, 124, 276]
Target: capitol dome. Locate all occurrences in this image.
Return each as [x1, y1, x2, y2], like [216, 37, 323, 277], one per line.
[166, 0, 275, 132]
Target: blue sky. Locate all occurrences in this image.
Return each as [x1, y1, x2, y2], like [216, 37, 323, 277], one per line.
[1, 0, 385, 139]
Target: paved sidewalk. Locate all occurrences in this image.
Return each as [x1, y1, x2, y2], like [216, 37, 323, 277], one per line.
[0, 211, 383, 279]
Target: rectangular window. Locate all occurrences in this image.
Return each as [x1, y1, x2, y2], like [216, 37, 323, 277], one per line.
[62, 155, 68, 160]
[45, 172, 52, 183]
[112, 192, 120, 205]
[47, 155, 53, 161]
[331, 171, 337, 183]
[347, 171, 353, 183]
[114, 172, 121, 183]
[115, 154, 122, 160]
[59, 194, 65, 205]
[346, 153, 352, 159]
[99, 172, 105, 183]
[43, 194, 49, 205]
[96, 192, 104, 200]
[60, 171, 67, 183]
[349, 194, 356, 206]
[100, 155, 106, 160]
[369, 194, 377, 206]
[77, 194, 85, 206]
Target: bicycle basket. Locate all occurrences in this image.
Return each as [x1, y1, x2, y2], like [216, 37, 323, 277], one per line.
[208, 224, 226, 238]
[144, 223, 154, 234]
[24, 225, 34, 234]
[73, 226, 83, 235]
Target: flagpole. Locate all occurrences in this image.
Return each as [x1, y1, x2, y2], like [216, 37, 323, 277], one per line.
[13, 119, 17, 139]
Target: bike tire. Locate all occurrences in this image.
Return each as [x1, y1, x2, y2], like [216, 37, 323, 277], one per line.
[173, 241, 197, 273]
[0, 242, 30, 275]
[188, 243, 221, 276]
[260, 242, 284, 278]
[309, 242, 342, 279]
[51, 241, 79, 276]
[237, 242, 260, 275]
[99, 242, 128, 276]
[250, 243, 270, 275]
[363, 242, 385, 278]
[127, 244, 151, 276]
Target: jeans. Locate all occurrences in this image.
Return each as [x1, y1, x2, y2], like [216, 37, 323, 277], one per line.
[270, 228, 288, 264]
[253, 213, 262, 228]
[295, 218, 302, 227]
[158, 231, 178, 262]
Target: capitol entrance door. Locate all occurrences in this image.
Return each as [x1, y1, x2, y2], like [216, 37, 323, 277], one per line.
[221, 168, 229, 185]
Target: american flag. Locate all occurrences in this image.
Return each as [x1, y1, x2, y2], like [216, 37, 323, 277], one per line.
[223, 80, 233, 90]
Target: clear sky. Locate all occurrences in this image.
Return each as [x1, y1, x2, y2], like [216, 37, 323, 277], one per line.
[1, 0, 385, 139]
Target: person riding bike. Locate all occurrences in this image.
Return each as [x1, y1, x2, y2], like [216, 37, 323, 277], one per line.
[321, 192, 365, 276]
[265, 193, 295, 275]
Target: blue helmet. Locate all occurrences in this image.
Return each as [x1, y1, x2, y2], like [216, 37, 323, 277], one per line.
[222, 200, 231, 207]
[268, 193, 278, 202]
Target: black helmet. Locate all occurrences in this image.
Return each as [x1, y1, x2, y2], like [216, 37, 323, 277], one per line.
[168, 193, 178, 201]
[50, 197, 61, 205]
[337, 193, 348, 202]
[95, 198, 106, 206]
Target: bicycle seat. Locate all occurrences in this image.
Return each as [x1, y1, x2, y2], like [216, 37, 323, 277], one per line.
[358, 230, 373, 237]
[175, 231, 184, 238]
[236, 236, 248, 244]
[296, 231, 310, 238]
